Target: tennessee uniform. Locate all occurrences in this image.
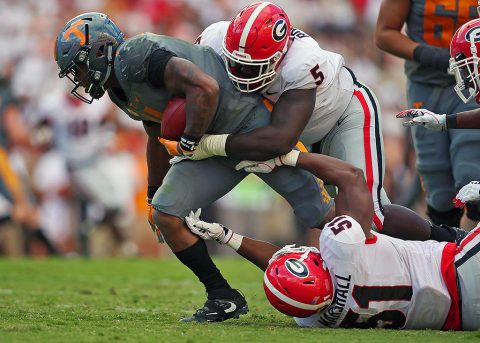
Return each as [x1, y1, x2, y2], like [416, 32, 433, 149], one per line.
[383, 0, 480, 226]
[198, 20, 389, 230]
[109, 33, 333, 226]
[295, 215, 480, 330]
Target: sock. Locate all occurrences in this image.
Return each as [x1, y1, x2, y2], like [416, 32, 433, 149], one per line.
[174, 239, 230, 294]
[428, 223, 457, 242]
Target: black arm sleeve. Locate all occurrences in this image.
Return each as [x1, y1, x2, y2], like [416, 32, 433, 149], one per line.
[147, 49, 176, 88]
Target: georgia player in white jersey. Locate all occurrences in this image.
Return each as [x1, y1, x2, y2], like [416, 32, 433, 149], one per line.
[184, 149, 480, 330]
[191, 2, 390, 230]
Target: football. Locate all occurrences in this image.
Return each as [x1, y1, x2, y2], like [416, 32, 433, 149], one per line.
[161, 96, 186, 140]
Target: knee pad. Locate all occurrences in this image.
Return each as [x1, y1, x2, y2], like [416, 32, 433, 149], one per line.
[426, 204, 463, 227]
[466, 202, 480, 221]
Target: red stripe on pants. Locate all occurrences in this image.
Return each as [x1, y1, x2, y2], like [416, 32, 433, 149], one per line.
[354, 89, 383, 230]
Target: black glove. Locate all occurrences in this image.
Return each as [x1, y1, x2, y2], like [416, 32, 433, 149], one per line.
[413, 45, 451, 71]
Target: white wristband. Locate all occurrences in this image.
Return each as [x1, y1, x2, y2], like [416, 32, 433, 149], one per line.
[225, 232, 243, 251]
[200, 134, 229, 157]
[279, 150, 300, 167]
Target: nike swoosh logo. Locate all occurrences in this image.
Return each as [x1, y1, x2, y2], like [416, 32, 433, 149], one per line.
[265, 91, 278, 96]
[223, 302, 237, 313]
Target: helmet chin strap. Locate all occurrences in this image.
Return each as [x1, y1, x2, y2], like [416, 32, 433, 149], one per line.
[100, 43, 113, 89]
[88, 43, 113, 99]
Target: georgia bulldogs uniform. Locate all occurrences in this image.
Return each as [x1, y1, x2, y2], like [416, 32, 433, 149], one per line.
[198, 21, 352, 144]
[198, 20, 390, 230]
[293, 215, 480, 330]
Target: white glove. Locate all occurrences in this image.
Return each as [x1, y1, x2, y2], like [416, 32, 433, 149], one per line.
[169, 134, 229, 165]
[185, 208, 233, 244]
[268, 244, 320, 265]
[191, 134, 229, 160]
[396, 109, 446, 131]
[235, 150, 300, 173]
[453, 181, 480, 208]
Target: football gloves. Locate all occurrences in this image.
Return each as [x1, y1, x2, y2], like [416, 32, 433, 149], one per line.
[159, 134, 229, 164]
[235, 150, 300, 173]
[396, 109, 447, 131]
[185, 209, 233, 244]
[453, 181, 480, 208]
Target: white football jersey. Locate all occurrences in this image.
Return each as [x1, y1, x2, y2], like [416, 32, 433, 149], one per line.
[198, 21, 354, 144]
[295, 215, 454, 329]
[39, 93, 114, 167]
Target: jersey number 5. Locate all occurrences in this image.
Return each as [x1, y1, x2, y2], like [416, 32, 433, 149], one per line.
[310, 64, 324, 86]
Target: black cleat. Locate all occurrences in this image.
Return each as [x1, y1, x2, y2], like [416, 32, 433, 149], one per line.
[440, 224, 469, 245]
[180, 289, 248, 323]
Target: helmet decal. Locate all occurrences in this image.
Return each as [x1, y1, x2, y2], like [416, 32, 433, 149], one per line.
[285, 258, 309, 278]
[263, 247, 333, 317]
[466, 27, 480, 44]
[222, 2, 291, 92]
[272, 19, 287, 42]
[62, 19, 86, 45]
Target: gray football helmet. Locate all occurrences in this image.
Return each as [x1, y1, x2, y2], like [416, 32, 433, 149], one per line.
[54, 12, 124, 103]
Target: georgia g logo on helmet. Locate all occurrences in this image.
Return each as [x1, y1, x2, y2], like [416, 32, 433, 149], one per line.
[465, 27, 480, 44]
[285, 258, 309, 278]
[272, 19, 288, 42]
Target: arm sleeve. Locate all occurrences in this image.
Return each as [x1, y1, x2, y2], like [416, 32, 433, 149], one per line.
[147, 49, 177, 88]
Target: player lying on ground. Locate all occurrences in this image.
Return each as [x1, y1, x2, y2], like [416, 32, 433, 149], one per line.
[185, 150, 480, 330]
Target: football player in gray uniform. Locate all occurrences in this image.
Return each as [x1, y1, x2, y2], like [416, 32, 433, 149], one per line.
[54, 12, 334, 322]
[376, 0, 480, 228]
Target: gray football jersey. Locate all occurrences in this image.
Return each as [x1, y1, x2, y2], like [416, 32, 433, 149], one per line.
[405, 0, 477, 86]
[108, 33, 267, 134]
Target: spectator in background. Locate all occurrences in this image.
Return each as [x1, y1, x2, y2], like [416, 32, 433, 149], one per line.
[35, 90, 139, 257]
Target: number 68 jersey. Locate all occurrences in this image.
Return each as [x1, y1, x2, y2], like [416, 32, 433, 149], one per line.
[295, 215, 458, 330]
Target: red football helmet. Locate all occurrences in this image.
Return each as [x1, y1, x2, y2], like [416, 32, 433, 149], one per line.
[450, 18, 480, 103]
[263, 246, 333, 318]
[222, 2, 291, 92]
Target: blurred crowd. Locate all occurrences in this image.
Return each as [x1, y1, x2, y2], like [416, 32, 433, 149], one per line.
[0, 0, 419, 257]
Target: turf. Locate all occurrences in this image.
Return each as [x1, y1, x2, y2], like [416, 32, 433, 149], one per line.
[0, 258, 479, 342]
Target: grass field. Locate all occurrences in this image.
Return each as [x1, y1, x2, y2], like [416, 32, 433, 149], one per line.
[1, 258, 479, 342]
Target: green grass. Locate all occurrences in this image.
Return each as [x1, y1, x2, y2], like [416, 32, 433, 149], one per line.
[0, 258, 479, 342]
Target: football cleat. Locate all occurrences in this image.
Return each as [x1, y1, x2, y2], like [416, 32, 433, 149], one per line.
[180, 288, 248, 323]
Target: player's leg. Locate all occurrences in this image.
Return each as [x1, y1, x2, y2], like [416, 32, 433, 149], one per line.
[321, 80, 389, 231]
[454, 224, 480, 330]
[448, 88, 480, 229]
[319, 80, 461, 241]
[408, 82, 462, 227]
[152, 157, 248, 322]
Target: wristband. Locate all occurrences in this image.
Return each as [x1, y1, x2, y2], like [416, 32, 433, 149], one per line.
[446, 114, 458, 129]
[179, 134, 201, 152]
[279, 150, 300, 167]
[148, 185, 160, 199]
[225, 232, 243, 251]
[199, 134, 229, 157]
[413, 45, 450, 70]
